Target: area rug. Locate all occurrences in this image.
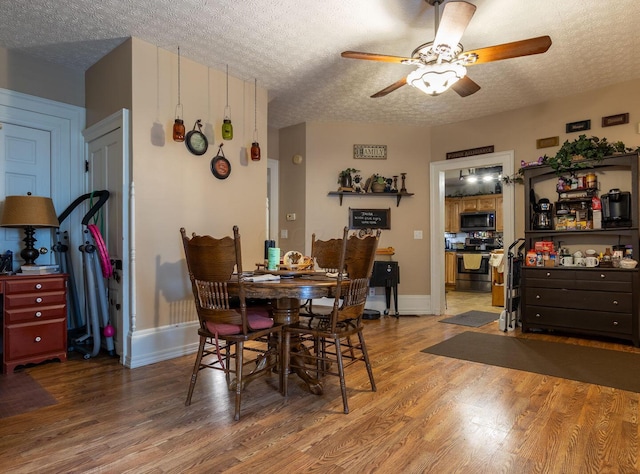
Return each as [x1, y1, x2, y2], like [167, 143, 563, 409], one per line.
[0, 372, 57, 419]
[422, 332, 640, 393]
[439, 310, 499, 327]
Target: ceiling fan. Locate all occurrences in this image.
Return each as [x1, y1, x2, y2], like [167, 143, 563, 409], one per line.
[341, 0, 552, 98]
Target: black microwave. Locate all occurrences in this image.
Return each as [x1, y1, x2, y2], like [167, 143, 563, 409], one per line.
[460, 211, 496, 232]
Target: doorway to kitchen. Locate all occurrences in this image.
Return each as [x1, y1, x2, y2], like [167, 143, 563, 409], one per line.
[430, 151, 515, 316]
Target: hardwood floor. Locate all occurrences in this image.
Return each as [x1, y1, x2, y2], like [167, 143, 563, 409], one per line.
[2, 303, 639, 473]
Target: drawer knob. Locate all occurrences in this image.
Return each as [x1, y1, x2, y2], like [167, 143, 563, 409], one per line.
[35, 336, 42, 342]
[35, 311, 42, 318]
[613, 321, 619, 326]
[35, 297, 43, 303]
[535, 313, 541, 318]
[546, 272, 551, 277]
[613, 300, 618, 305]
[35, 283, 43, 289]
[600, 274, 605, 279]
[536, 295, 541, 299]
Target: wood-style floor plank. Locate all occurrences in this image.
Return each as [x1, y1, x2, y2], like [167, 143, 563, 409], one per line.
[1, 291, 639, 473]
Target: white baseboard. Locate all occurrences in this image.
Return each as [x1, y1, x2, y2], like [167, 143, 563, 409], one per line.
[124, 294, 434, 368]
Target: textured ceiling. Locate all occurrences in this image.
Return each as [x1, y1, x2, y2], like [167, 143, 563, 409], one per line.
[1, 0, 639, 130]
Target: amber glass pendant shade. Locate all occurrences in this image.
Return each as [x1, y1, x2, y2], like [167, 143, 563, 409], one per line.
[173, 119, 185, 142]
[251, 142, 261, 161]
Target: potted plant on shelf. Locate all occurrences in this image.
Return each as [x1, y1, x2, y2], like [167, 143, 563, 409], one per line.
[338, 168, 359, 190]
[370, 174, 386, 193]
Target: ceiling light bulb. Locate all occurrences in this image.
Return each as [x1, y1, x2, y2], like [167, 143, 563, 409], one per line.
[482, 175, 494, 182]
[407, 63, 467, 96]
[466, 175, 478, 183]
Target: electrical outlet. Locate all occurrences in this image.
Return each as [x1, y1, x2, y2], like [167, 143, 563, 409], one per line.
[414, 230, 423, 239]
[281, 229, 288, 238]
[286, 213, 296, 221]
[369, 288, 375, 296]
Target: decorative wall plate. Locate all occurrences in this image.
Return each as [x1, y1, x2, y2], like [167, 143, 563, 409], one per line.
[185, 119, 208, 155]
[211, 144, 231, 179]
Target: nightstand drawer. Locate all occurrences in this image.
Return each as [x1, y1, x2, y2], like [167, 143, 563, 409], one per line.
[5, 291, 67, 310]
[5, 277, 66, 294]
[5, 304, 67, 323]
[5, 319, 67, 360]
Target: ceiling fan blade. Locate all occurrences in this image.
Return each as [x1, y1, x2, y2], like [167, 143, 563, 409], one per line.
[433, 1, 476, 52]
[451, 76, 480, 97]
[341, 51, 412, 64]
[371, 77, 408, 98]
[462, 36, 552, 65]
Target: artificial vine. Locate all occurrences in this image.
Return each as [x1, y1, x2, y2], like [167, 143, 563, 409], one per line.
[502, 134, 640, 184]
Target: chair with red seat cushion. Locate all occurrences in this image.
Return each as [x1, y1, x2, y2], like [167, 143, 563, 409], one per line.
[181, 226, 281, 421]
[283, 226, 380, 414]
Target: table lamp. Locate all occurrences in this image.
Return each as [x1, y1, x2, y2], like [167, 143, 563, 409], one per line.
[0, 193, 59, 266]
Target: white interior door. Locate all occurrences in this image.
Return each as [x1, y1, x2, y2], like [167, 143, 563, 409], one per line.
[0, 122, 54, 268]
[84, 109, 130, 364]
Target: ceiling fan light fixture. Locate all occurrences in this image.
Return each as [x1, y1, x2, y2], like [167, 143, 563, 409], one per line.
[407, 62, 466, 96]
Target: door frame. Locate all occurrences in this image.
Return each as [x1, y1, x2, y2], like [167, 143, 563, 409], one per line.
[429, 150, 515, 315]
[83, 109, 132, 365]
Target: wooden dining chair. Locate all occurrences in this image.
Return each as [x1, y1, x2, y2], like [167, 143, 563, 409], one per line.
[282, 226, 381, 414]
[180, 226, 281, 421]
[301, 232, 344, 318]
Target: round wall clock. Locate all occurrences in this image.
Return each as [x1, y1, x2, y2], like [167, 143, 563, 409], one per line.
[210, 144, 231, 179]
[185, 119, 208, 155]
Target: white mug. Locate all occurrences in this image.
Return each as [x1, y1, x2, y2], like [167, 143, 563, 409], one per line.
[586, 256, 600, 267]
[574, 257, 586, 267]
[561, 255, 573, 266]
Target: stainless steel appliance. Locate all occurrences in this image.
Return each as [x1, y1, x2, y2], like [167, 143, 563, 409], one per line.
[459, 211, 496, 232]
[455, 237, 500, 292]
[601, 188, 632, 228]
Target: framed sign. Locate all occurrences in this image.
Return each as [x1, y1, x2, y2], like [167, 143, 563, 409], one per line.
[565, 119, 591, 133]
[349, 208, 390, 229]
[536, 136, 559, 149]
[353, 144, 387, 160]
[602, 113, 629, 127]
[446, 145, 494, 160]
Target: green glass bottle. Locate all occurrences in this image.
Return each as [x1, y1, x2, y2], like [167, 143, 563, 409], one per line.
[222, 119, 233, 140]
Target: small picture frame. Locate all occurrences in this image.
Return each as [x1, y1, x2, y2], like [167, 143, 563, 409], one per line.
[565, 120, 591, 133]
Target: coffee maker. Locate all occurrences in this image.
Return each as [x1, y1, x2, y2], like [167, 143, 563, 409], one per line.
[533, 198, 553, 230]
[601, 188, 631, 227]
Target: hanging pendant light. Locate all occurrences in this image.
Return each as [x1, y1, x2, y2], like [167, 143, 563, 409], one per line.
[173, 46, 185, 142]
[251, 78, 261, 161]
[222, 64, 233, 140]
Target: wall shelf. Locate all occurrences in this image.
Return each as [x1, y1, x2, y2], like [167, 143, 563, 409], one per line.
[328, 191, 414, 207]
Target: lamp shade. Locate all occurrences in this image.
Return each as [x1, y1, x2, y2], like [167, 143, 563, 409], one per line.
[0, 195, 59, 228]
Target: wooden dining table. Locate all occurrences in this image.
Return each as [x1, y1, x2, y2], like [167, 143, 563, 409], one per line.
[242, 272, 344, 324]
[234, 271, 347, 394]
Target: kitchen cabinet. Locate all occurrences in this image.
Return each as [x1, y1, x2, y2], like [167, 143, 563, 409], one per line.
[521, 153, 640, 345]
[1, 273, 68, 373]
[495, 196, 503, 231]
[445, 251, 457, 287]
[445, 198, 460, 233]
[477, 196, 496, 211]
[446, 194, 500, 232]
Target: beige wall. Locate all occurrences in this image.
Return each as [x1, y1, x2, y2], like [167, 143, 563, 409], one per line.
[84, 37, 269, 331]
[284, 79, 640, 304]
[303, 122, 432, 295]
[0, 46, 84, 106]
[431, 78, 640, 239]
[85, 40, 132, 127]
[278, 123, 307, 251]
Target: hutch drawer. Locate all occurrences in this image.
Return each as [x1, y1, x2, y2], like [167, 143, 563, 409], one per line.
[523, 305, 632, 335]
[523, 287, 632, 313]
